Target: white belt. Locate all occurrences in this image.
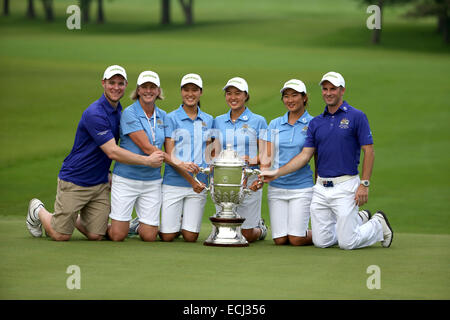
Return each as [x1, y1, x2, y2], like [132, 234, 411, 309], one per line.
[317, 175, 358, 187]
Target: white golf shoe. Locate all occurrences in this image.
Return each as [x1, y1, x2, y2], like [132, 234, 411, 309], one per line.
[26, 198, 44, 237]
[358, 209, 371, 224]
[258, 218, 268, 240]
[128, 217, 140, 236]
[372, 211, 393, 248]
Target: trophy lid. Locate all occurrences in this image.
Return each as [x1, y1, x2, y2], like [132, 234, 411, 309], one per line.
[214, 144, 245, 167]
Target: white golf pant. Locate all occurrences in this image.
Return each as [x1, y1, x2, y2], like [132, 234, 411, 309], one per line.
[310, 176, 383, 250]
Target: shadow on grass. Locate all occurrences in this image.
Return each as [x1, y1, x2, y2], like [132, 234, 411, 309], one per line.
[0, 14, 245, 35]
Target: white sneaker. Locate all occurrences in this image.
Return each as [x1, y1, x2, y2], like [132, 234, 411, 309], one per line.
[358, 209, 371, 224]
[26, 198, 44, 237]
[372, 211, 393, 248]
[128, 217, 140, 236]
[258, 218, 268, 240]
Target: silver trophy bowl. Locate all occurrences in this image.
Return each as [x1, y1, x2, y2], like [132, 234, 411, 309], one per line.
[196, 144, 260, 247]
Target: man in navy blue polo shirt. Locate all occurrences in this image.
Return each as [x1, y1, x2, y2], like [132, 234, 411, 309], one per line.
[26, 65, 165, 241]
[261, 71, 393, 249]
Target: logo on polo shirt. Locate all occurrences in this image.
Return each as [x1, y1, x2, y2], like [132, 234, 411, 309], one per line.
[242, 124, 249, 130]
[339, 118, 350, 129]
[97, 130, 109, 136]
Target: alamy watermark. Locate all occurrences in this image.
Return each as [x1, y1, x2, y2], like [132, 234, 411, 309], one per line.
[66, 265, 81, 290]
[366, 265, 381, 290]
[366, 5, 381, 30]
[66, 5, 81, 30]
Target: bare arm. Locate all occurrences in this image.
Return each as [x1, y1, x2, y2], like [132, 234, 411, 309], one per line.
[100, 138, 164, 167]
[128, 130, 161, 155]
[164, 138, 205, 193]
[260, 146, 315, 183]
[355, 144, 375, 206]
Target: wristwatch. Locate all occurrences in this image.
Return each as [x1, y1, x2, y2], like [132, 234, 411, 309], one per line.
[361, 180, 370, 187]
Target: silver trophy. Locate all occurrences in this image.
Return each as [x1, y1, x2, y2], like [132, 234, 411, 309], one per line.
[195, 144, 260, 247]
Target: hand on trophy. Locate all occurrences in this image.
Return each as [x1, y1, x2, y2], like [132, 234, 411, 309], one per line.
[259, 170, 279, 183]
[180, 161, 200, 174]
[249, 179, 264, 191]
[191, 180, 206, 194]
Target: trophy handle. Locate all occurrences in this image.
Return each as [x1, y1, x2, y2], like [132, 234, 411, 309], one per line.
[243, 168, 261, 194]
[244, 168, 261, 177]
[193, 167, 211, 192]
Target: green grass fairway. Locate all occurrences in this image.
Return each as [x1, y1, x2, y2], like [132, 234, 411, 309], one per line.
[1, 217, 449, 300]
[1, 0, 449, 300]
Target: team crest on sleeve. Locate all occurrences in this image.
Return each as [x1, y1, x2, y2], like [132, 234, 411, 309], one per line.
[339, 118, 350, 129]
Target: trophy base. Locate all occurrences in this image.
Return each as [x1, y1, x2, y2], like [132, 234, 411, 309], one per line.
[203, 217, 249, 247]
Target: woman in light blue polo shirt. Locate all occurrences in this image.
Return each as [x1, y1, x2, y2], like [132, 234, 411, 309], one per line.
[261, 79, 314, 246]
[212, 77, 268, 242]
[160, 73, 214, 242]
[108, 70, 167, 242]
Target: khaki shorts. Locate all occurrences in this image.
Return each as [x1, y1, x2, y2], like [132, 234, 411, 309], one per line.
[51, 178, 110, 235]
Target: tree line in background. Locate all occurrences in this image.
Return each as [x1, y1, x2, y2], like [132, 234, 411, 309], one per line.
[360, 0, 449, 43]
[2, 0, 448, 43]
[2, 0, 194, 25]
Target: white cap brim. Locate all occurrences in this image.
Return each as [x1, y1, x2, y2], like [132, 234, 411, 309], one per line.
[137, 71, 160, 87]
[103, 65, 127, 81]
[223, 77, 249, 93]
[180, 73, 203, 89]
[280, 79, 307, 94]
[319, 72, 345, 88]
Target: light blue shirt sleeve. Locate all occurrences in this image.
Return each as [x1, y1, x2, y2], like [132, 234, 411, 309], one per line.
[164, 113, 175, 139]
[120, 106, 143, 136]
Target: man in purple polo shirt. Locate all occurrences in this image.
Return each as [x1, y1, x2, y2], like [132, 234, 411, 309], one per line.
[261, 71, 393, 250]
[26, 65, 165, 241]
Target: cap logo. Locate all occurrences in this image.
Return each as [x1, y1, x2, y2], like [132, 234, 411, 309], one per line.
[184, 76, 199, 81]
[229, 80, 242, 85]
[109, 68, 123, 72]
[326, 74, 338, 79]
[285, 82, 299, 86]
[143, 74, 157, 79]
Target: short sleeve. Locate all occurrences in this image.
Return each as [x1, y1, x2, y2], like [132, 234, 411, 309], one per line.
[164, 113, 175, 139]
[83, 110, 115, 146]
[120, 107, 144, 136]
[304, 120, 316, 148]
[357, 112, 373, 146]
[256, 116, 268, 139]
[262, 120, 276, 142]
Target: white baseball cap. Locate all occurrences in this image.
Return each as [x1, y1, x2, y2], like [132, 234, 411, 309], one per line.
[223, 77, 249, 93]
[280, 79, 307, 94]
[180, 73, 203, 89]
[103, 65, 127, 81]
[137, 70, 160, 87]
[319, 71, 345, 88]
